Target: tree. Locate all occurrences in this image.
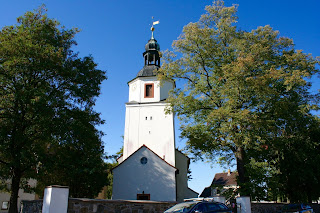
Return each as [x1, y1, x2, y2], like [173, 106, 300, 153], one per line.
[34, 109, 109, 198]
[265, 110, 320, 202]
[0, 7, 106, 213]
[158, 0, 319, 196]
[104, 146, 123, 199]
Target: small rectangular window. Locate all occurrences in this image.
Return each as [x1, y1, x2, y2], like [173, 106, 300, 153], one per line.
[144, 83, 154, 98]
[1, 201, 8, 210]
[137, 194, 150, 200]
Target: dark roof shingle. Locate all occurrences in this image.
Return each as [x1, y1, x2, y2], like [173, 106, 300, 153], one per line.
[200, 187, 211, 197]
[211, 172, 237, 186]
[136, 65, 159, 77]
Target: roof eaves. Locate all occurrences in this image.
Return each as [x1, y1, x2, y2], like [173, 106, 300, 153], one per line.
[126, 100, 167, 105]
[112, 144, 178, 171]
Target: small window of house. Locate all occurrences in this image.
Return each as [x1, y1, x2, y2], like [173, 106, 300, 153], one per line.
[1, 201, 8, 210]
[144, 83, 154, 98]
[137, 193, 150, 200]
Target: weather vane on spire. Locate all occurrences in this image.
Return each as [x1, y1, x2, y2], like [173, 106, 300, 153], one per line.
[150, 16, 159, 39]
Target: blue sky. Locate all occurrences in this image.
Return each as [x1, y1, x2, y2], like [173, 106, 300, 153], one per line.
[1, 0, 319, 195]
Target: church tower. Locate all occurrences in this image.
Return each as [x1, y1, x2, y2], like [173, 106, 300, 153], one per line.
[112, 24, 198, 201]
[122, 26, 176, 167]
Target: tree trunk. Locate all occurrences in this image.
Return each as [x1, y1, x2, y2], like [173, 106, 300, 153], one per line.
[236, 146, 250, 196]
[9, 168, 22, 213]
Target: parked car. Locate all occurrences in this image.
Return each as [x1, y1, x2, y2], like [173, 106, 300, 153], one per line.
[164, 200, 232, 213]
[280, 203, 313, 213]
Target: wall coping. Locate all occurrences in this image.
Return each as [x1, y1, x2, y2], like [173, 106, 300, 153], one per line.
[68, 198, 177, 204]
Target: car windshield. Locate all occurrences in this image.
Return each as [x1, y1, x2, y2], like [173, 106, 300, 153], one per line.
[206, 203, 229, 211]
[164, 202, 197, 213]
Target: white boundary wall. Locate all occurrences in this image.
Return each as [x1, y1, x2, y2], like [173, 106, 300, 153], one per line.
[236, 196, 251, 213]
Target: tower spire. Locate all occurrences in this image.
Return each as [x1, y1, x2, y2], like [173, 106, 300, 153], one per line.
[136, 19, 161, 77]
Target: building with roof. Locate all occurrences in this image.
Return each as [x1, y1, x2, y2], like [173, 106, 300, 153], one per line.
[200, 170, 238, 198]
[112, 25, 198, 202]
[0, 179, 37, 213]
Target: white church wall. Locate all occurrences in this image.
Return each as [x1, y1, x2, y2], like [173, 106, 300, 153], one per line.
[128, 77, 173, 103]
[123, 106, 140, 159]
[128, 77, 160, 103]
[112, 146, 176, 201]
[128, 78, 140, 103]
[138, 104, 175, 166]
[123, 103, 176, 167]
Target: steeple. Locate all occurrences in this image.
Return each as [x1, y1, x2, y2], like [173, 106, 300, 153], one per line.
[113, 20, 198, 202]
[137, 21, 161, 77]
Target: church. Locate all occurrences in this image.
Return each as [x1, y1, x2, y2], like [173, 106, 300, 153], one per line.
[112, 25, 198, 202]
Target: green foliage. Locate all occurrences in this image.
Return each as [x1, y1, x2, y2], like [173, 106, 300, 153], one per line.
[104, 146, 123, 199]
[34, 109, 108, 198]
[266, 115, 320, 202]
[159, 0, 320, 198]
[104, 161, 117, 199]
[0, 6, 106, 212]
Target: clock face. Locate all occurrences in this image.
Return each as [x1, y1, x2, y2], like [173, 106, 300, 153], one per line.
[132, 83, 137, 91]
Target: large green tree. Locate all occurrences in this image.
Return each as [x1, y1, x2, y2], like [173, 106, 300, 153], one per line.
[34, 109, 109, 198]
[265, 108, 320, 202]
[0, 7, 106, 213]
[159, 0, 319, 197]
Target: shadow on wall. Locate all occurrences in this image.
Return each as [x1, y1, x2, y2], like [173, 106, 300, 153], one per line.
[113, 147, 176, 201]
